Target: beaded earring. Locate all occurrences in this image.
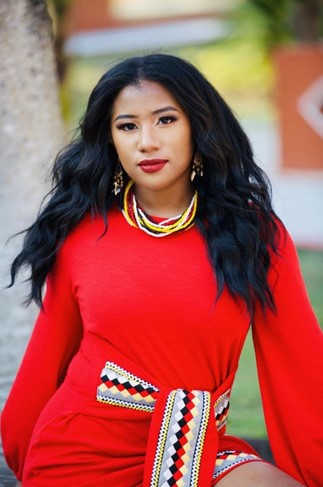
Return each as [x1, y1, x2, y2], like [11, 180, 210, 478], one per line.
[113, 159, 124, 195]
[191, 152, 204, 182]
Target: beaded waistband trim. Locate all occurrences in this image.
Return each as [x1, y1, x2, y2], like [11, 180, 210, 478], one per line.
[96, 361, 232, 486]
[214, 450, 261, 480]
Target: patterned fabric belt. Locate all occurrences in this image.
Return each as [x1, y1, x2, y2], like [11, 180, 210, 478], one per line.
[97, 361, 235, 487]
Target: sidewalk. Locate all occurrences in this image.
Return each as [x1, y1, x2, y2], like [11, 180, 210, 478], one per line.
[243, 120, 323, 249]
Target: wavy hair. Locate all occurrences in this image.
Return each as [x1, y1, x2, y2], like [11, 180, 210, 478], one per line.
[10, 53, 279, 318]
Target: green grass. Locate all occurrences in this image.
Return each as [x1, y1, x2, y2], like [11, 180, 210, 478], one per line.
[228, 248, 323, 439]
[228, 331, 266, 438]
[297, 249, 323, 324]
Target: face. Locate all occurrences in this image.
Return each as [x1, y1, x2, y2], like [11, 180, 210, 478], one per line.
[110, 80, 194, 195]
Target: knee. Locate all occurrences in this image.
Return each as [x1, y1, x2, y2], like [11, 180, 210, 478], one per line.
[215, 461, 305, 486]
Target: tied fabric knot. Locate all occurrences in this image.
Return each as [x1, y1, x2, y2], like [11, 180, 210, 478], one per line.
[97, 361, 234, 487]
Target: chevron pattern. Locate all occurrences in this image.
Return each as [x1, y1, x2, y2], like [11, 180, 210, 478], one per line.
[214, 390, 230, 431]
[97, 361, 159, 412]
[96, 362, 256, 486]
[150, 389, 211, 487]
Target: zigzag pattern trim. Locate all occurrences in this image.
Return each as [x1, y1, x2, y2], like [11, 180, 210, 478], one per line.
[97, 361, 159, 412]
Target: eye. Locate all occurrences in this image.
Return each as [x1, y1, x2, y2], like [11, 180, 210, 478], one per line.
[158, 115, 177, 125]
[116, 122, 137, 131]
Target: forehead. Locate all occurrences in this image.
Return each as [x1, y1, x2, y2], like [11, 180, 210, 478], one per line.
[111, 80, 182, 114]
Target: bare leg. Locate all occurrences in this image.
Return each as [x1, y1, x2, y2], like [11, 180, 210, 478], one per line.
[215, 461, 305, 487]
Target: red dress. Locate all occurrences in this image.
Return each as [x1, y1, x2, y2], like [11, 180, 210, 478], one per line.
[1, 206, 322, 486]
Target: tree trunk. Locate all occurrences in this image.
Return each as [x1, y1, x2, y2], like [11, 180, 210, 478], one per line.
[0, 0, 64, 408]
[0, 1, 64, 480]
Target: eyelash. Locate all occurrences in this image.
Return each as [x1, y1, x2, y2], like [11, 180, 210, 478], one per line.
[159, 115, 177, 124]
[116, 115, 177, 131]
[116, 122, 136, 131]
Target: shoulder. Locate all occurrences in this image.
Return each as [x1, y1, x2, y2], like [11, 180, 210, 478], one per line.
[271, 218, 297, 265]
[62, 205, 120, 250]
[53, 205, 122, 271]
[267, 218, 304, 290]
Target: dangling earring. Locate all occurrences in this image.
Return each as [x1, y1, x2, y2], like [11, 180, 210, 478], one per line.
[113, 159, 124, 195]
[191, 152, 204, 182]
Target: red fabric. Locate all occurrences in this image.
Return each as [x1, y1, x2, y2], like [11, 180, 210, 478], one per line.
[1, 207, 322, 486]
[252, 224, 323, 486]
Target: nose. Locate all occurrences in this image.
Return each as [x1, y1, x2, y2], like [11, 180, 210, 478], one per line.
[137, 126, 159, 152]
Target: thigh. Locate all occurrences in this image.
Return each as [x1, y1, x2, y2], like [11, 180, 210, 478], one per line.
[23, 402, 150, 486]
[214, 461, 305, 487]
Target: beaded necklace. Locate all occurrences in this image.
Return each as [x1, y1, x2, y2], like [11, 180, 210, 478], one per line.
[122, 180, 198, 237]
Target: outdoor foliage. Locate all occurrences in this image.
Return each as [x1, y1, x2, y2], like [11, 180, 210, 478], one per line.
[233, 0, 323, 52]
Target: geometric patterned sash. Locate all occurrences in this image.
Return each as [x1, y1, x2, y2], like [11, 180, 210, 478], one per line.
[97, 361, 159, 412]
[150, 388, 211, 487]
[97, 361, 231, 487]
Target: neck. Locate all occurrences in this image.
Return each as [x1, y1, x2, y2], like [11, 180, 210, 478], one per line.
[134, 182, 195, 218]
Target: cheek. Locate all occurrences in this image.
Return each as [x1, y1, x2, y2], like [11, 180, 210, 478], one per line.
[111, 129, 122, 150]
[111, 133, 132, 160]
[181, 121, 193, 146]
[176, 127, 194, 161]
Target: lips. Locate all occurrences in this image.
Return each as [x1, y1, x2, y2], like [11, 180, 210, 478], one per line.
[138, 159, 168, 173]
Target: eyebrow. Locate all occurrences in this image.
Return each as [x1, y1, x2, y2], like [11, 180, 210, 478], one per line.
[113, 105, 180, 122]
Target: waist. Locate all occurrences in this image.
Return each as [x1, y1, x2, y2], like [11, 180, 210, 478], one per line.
[65, 332, 236, 397]
[94, 358, 236, 487]
[97, 360, 234, 433]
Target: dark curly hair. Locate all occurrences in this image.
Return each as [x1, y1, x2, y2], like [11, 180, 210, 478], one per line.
[9, 53, 280, 319]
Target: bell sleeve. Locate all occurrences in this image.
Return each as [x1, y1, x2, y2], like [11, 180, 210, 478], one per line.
[252, 223, 323, 486]
[0, 244, 83, 481]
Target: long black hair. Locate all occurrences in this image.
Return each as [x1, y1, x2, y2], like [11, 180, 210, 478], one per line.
[10, 53, 280, 317]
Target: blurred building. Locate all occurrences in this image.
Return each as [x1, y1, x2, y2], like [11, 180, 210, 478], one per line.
[274, 45, 323, 171]
[63, 0, 239, 55]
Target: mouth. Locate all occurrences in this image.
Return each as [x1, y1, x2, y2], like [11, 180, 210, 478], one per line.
[138, 159, 168, 173]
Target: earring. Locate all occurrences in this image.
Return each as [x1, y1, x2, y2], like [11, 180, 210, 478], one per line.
[113, 159, 124, 195]
[191, 152, 204, 182]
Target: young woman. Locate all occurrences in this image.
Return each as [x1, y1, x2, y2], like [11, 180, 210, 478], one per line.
[1, 54, 322, 487]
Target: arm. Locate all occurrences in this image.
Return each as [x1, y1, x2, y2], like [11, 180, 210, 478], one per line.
[0, 245, 83, 481]
[252, 225, 323, 487]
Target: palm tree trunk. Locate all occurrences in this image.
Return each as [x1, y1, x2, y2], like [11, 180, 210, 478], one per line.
[0, 0, 64, 409]
[0, 3, 64, 480]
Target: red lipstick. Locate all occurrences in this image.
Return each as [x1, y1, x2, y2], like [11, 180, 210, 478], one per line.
[138, 159, 168, 173]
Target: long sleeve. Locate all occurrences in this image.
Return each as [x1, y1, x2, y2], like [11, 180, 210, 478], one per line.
[252, 225, 323, 486]
[0, 247, 83, 481]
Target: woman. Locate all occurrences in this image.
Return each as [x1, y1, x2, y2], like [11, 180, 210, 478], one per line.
[1, 54, 322, 487]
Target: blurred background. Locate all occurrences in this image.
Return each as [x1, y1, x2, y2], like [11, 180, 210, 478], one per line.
[1, 0, 323, 484]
